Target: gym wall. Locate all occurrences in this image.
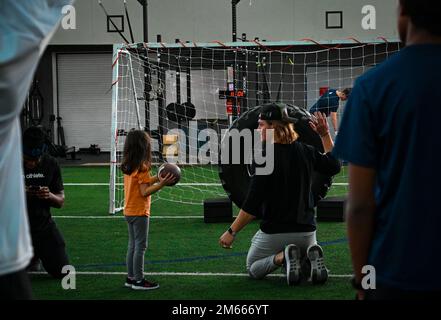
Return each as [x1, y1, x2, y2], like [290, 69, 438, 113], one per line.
[31, 0, 399, 153]
[50, 0, 398, 45]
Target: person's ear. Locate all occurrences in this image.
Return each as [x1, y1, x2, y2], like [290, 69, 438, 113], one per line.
[398, 0, 407, 16]
[397, 0, 409, 44]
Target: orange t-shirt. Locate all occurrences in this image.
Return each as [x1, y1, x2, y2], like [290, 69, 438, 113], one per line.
[123, 167, 153, 216]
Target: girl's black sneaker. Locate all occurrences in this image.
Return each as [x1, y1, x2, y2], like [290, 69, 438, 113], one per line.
[131, 278, 160, 290]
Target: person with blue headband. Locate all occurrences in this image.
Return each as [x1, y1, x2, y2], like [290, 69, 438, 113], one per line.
[23, 126, 69, 279]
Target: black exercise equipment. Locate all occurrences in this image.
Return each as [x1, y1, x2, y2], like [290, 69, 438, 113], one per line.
[79, 144, 101, 155]
[49, 114, 56, 144]
[56, 115, 66, 147]
[183, 67, 196, 120]
[257, 56, 271, 104]
[165, 64, 196, 163]
[203, 198, 233, 223]
[166, 66, 195, 123]
[41, 115, 63, 157]
[55, 115, 80, 160]
[155, 55, 166, 162]
[316, 196, 346, 222]
[22, 80, 44, 129]
[218, 103, 333, 210]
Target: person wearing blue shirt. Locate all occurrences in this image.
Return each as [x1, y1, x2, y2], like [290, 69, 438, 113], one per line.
[333, 0, 441, 300]
[309, 88, 351, 136]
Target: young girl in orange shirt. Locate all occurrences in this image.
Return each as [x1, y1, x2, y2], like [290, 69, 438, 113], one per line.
[121, 130, 175, 290]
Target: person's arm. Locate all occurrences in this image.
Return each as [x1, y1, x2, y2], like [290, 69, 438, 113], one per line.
[219, 171, 266, 249]
[310, 111, 334, 153]
[34, 160, 65, 208]
[320, 133, 334, 153]
[139, 172, 175, 197]
[308, 113, 341, 176]
[346, 164, 376, 300]
[47, 189, 64, 208]
[34, 187, 65, 208]
[219, 209, 255, 248]
[330, 112, 338, 133]
[306, 145, 341, 177]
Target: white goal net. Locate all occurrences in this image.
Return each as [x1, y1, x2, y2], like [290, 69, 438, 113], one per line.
[109, 39, 401, 214]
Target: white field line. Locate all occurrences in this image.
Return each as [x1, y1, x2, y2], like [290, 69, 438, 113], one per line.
[29, 271, 352, 278]
[52, 215, 202, 219]
[64, 182, 349, 186]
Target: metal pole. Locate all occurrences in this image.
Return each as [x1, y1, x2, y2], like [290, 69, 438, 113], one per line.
[231, 1, 240, 122]
[142, 0, 148, 42]
[232, 0, 240, 42]
[138, 0, 150, 131]
[109, 44, 121, 215]
[137, 0, 148, 42]
[127, 53, 143, 130]
[157, 34, 164, 161]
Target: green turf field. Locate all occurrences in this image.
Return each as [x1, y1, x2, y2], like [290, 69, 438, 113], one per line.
[30, 165, 354, 300]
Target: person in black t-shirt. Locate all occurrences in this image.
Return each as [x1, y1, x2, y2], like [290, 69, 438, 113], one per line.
[23, 126, 69, 279]
[219, 104, 341, 286]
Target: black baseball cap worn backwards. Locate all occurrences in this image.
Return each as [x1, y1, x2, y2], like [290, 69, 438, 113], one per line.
[259, 102, 297, 123]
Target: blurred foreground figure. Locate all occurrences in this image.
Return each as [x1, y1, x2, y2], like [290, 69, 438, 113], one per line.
[334, 0, 441, 300]
[0, 0, 73, 300]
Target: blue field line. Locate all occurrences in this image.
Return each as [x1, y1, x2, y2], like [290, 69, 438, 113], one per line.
[74, 237, 347, 270]
[319, 238, 348, 246]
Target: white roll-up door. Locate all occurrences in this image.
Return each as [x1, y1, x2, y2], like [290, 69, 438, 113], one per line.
[57, 53, 112, 151]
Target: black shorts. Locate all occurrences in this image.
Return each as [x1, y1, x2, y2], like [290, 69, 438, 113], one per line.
[31, 223, 69, 279]
[0, 269, 32, 300]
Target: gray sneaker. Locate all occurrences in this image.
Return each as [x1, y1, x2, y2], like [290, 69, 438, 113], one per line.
[284, 244, 301, 286]
[307, 244, 328, 285]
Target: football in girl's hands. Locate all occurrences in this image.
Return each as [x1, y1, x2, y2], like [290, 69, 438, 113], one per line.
[157, 163, 181, 186]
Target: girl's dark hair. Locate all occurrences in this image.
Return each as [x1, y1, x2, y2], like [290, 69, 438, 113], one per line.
[121, 130, 152, 175]
[401, 0, 441, 36]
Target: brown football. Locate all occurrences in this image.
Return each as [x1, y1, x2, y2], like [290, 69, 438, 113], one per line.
[157, 163, 181, 186]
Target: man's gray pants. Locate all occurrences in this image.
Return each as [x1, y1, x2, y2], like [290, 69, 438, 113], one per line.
[125, 216, 149, 281]
[246, 230, 317, 279]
